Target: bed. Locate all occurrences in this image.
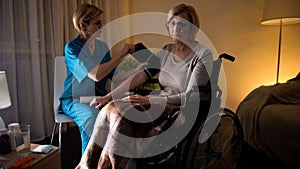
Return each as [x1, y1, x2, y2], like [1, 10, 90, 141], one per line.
[236, 73, 300, 168]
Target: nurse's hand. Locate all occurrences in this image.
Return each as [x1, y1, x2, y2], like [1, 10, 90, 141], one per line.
[122, 94, 150, 106]
[90, 94, 111, 109]
[119, 43, 135, 57]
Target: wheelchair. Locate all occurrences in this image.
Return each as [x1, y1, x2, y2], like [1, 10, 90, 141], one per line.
[135, 53, 244, 169]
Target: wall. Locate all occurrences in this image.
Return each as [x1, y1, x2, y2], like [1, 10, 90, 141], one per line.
[126, 0, 300, 111]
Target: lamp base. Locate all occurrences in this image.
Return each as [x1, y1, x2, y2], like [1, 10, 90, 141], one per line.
[0, 116, 5, 129]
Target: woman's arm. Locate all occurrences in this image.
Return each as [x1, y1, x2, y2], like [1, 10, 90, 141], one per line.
[112, 62, 148, 82]
[91, 70, 149, 108]
[88, 43, 135, 82]
[64, 41, 134, 84]
[165, 49, 213, 106]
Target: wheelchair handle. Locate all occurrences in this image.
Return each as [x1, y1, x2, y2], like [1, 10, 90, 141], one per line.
[219, 53, 235, 62]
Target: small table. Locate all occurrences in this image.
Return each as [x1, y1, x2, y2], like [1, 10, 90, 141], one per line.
[2, 144, 61, 169]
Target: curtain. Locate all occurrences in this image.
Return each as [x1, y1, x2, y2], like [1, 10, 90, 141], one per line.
[0, 0, 129, 142]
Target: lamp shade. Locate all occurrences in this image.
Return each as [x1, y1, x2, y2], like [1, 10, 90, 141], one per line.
[0, 71, 11, 109]
[261, 0, 300, 25]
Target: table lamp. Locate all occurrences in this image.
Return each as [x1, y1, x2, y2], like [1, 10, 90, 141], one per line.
[261, 0, 300, 84]
[0, 71, 11, 129]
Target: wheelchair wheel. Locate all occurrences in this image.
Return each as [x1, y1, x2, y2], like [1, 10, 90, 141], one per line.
[183, 108, 244, 169]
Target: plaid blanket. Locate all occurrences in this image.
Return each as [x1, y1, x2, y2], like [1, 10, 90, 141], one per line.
[76, 99, 179, 169]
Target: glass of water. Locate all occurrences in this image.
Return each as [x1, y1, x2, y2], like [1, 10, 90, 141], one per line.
[15, 124, 31, 158]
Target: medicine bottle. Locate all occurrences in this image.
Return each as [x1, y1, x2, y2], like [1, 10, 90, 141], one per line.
[8, 123, 20, 151]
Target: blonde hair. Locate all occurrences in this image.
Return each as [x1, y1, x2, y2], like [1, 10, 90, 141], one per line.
[72, 3, 103, 38]
[167, 4, 200, 41]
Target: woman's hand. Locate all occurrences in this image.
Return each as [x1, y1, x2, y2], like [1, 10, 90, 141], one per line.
[90, 94, 111, 109]
[122, 94, 150, 106]
[119, 43, 135, 57]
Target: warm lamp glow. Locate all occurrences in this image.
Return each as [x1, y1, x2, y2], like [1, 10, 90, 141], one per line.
[261, 0, 300, 25]
[261, 0, 300, 84]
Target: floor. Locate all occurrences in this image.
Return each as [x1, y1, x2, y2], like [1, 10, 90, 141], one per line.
[37, 124, 298, 169]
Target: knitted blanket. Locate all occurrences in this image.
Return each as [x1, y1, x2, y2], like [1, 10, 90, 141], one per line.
[237, 74, 300, 168]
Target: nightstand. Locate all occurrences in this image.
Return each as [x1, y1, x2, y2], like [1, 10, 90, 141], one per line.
[3, 144, 61, 169]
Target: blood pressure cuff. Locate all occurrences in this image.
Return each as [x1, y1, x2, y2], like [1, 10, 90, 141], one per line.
[132, 43, 160, 79]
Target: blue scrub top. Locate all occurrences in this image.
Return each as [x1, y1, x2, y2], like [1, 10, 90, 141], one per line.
[58, 36, 115, 111]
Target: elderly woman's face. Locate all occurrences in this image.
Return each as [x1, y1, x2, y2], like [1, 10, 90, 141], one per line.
[167, 13, 191, 42]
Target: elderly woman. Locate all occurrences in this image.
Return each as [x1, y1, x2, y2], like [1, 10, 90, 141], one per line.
[76, 3, 213, 169]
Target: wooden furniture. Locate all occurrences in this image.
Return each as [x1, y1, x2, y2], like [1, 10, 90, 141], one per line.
[2, 144, 61, 169]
